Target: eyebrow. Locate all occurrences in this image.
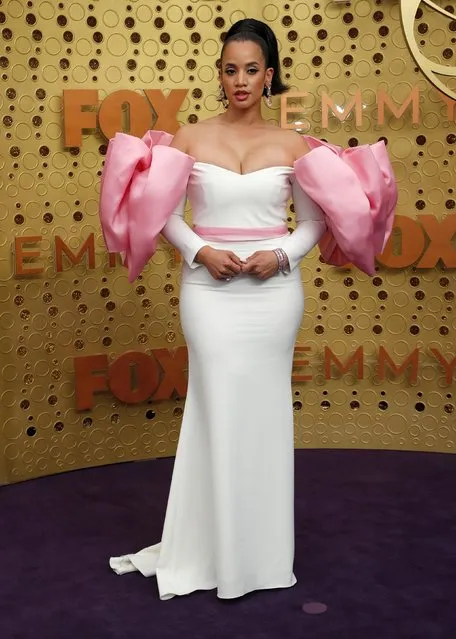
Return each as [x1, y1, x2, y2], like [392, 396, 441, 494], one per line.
[224, 61, 260, 67]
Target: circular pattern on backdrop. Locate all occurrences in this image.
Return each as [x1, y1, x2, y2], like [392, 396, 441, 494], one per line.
[0, 0, 455, 483]
[107, 34, 128, 57]
[103, 10, 119, 28]
[15, 37, 31, 55]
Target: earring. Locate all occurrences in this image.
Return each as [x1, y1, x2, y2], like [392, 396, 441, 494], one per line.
[218, 84, 229, 109]
[264, 85, 272, 108]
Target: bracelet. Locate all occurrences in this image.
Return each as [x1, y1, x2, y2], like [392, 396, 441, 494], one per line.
[273, 248, 289, 272]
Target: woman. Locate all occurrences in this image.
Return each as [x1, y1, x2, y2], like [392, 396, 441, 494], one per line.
[101, 19, 396, 600]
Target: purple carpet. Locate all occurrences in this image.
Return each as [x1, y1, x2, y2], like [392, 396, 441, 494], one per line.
[1, 449, 455, 639]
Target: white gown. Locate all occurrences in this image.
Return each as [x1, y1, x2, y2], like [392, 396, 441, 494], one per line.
[109, 162, 326, 599]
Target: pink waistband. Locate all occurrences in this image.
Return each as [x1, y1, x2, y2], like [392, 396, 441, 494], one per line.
[193, 224, 288, 241]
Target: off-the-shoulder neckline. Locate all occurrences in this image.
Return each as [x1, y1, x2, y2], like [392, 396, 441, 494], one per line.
[193, 161, 295, 177]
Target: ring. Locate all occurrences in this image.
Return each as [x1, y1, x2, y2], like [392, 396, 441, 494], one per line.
[225, 277, 231, 281]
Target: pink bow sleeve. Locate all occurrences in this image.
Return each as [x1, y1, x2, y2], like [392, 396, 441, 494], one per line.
[100, 130, 195, 282]
[294, 136, 397, 276]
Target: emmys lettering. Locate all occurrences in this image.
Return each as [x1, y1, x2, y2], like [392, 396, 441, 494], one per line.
[74, 345, 456, 411]
[12, 234, 170, 276]
[281, 87, 454, 130]
[12, 214, 456, 277]
[62, 86, 455, 147]
[294, 346, 456, 387]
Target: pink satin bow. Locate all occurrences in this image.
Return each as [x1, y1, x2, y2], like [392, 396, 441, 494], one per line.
[294, 136, 397, 276]
[100, 130, 194, 282]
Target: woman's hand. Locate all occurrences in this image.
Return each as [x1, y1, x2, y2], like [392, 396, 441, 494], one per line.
[195, 246, 244, 280]
[242, 250, 285, 280]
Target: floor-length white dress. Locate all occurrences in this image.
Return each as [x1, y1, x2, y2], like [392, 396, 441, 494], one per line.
[109, 162, 326, 599]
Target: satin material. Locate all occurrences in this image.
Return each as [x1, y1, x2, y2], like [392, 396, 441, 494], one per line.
[193, 223, 289, 241]
[99, 130, 397, 279]
[298, 136, 398, 276]
[99, 130, 195, 282]
[110, 239, 304, 598]
[161, 165, 326, 274]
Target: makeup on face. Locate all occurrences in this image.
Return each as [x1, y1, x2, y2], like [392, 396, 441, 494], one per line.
[221, 41, 272, 106]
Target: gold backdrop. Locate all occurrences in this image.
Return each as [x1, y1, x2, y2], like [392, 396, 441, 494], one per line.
[1, 0, 455, 484]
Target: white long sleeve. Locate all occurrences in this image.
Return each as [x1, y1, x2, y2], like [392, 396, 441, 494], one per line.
[280, 178, 327, 272]
[161, 194, 208, 268]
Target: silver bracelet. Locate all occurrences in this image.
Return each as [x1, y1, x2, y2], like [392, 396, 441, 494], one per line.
[273, 248, 289, 272]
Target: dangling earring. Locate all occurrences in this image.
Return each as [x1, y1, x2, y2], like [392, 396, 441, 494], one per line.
[264, 84, 272, 108]
[218, 84, 229, 109]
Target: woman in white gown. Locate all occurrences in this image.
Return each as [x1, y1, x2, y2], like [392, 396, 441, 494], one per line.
[103, 18, 395, 600]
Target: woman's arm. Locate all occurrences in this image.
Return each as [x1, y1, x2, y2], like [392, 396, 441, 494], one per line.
[162, 195, 244, 278]
[160, 124, 207, 267]
[162, 123, 208, 267]
[278, 131, 327, 272]
[241, 180, 327, 279]
[280, 178, 327, 272]
[161, 194, 208, 269]
[163, 124, 244, 278]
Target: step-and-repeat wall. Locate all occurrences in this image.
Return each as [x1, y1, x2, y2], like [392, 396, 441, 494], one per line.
[0, 0, 455, 483]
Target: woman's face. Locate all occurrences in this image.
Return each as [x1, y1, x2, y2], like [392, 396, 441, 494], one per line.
[220, 39, 274, 109]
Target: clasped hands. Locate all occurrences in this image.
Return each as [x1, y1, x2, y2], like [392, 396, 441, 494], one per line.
[195, 246, 287, 281]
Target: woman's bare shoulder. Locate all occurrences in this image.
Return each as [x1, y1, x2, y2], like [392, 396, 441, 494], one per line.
[169, 123, 196, 152]
[273, 128, 311, 159]
[170, 118, 222, 152]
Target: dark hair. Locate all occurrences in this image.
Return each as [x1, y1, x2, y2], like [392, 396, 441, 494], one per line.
[220, 18, 288, 96]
